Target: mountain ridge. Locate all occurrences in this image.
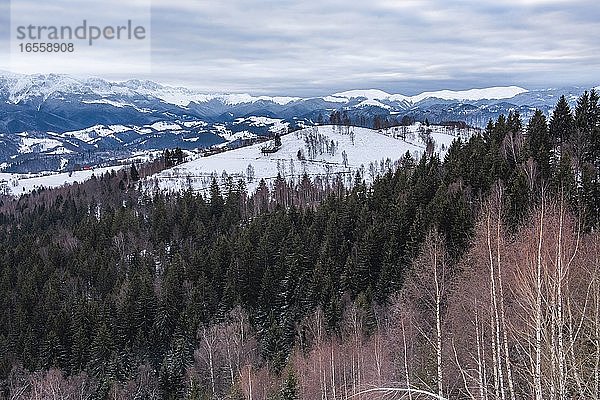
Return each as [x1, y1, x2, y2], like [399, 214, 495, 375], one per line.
[0, 71, 529, 107]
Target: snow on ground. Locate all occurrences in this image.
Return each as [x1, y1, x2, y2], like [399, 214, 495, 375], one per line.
[19, 137, 64, 153]
[59, 124, 135, 142]
[377, 122, 474, 152]
[150, 121, 183, 131]
[181, 121, 208, 128]
[115, 81, 301, 107]
[121, 151, 163, 164]
[143, 124, 464, 195]
[219, 94, 301, 106]
[322, 95, 349, 103]
[218, 130, 258, 142]
[0, 165, 125, 196]
[233, 116, 289, 133]
[357, 99, 392, 109]
[47, 147, 74, 155]
[82, 99, 141, 109]
[1, 72, 529, 110]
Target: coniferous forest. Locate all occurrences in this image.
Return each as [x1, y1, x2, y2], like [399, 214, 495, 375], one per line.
[1, 90, 600, 399]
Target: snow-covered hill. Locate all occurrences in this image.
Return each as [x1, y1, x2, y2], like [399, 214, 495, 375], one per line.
[143, 124, 465, 195]
[0, 165, 125, 196]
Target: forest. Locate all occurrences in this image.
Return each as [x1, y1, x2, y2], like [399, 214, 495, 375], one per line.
[0, 90, 599, 399]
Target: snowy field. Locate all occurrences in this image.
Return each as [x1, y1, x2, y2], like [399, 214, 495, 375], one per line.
[143, 124, 466, 195]
[0, 165, 125, 196]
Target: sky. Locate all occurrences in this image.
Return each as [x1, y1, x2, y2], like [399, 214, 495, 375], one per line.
[0, 0, 599, 96]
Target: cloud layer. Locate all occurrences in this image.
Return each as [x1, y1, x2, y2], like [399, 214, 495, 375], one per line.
[1, 0, 599, 95]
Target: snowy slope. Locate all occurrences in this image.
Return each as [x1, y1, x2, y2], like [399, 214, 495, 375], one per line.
[0, 165, 125, 196]
[377, 122, 475, 151]
[18, 137, 64, 154]
[143, 125, 463, 195]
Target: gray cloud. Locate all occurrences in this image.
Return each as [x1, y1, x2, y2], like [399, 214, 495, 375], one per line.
[1, 0, 598, 95]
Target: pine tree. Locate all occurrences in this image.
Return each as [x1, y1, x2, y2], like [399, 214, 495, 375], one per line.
[526, 109, 552, 181]
[580, 163, 599, 230]
[506, 169, 530, 230]
[209, 178, 224, 220]
[278, 369, 300, 400]
[88, 321, 114, 379]
[576, 90, 600, 230]
[130, 163, 140, 181]
[174, 147, 185, 164]
[507, 110, 523, 134]
[491, 114, 508, 145]
[588, 89, 600, 165]
[549, 95, 574, 156]
[69, 303, 89, 373]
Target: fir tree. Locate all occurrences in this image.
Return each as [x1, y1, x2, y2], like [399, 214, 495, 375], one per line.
[549, 95, 574, 155]
[526, 109, 552, 181]
[278, 369, 300, 400]
[129, 163, 140, 181]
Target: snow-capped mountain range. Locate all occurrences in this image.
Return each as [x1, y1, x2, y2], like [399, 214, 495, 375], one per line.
[0, 71, 596, 173]
[0, 71, 527, 108]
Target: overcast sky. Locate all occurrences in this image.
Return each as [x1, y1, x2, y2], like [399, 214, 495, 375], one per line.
[1, 0, 599, 96]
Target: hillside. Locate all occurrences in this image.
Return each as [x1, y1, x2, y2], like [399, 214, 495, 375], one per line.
[143, 124, 466, 194]
[0, 165, 125, 196]
[1, 92, 600, 399]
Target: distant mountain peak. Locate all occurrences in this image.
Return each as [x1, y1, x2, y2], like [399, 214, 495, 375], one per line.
[328, 86, 528, 104]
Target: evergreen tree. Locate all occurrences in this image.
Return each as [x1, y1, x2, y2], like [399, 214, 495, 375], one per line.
[278, 369, 300, 400]
[506, 169, 530, 230]
[588, 89, 600, 165]
[209, 178, 224, 220]
[526, 109, 552, 181]
[129, 163, 140, 181]
[575, 90, 600, 230]
[507, 110, 523, 134]
[549, 95, 574, 155]
[88, 321, 114, 379]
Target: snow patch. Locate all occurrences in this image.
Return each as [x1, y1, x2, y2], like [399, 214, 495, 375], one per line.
[357, 99, 392, 109]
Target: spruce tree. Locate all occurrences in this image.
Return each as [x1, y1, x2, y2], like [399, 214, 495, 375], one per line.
[526, 109, 552, 181]
[549, 95, 574, 155]
[279, 370, 299, 400]
[582, 89, 600, 166]
[575, 90, 600, 230]
[129, 163, 140, 181]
